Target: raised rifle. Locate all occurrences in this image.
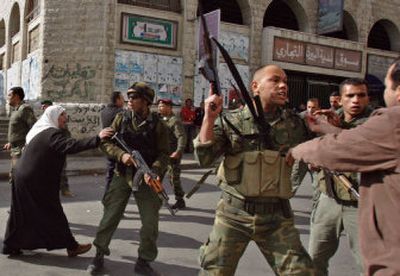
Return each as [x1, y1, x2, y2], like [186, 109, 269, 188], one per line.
[198, 6, 271, 146]
[111, 133, 176, 216]
[186, 169, 214, 199]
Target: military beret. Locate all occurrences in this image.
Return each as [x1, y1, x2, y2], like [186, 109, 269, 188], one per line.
[127, 82, 155, 104]
[157, 98, 173, 106]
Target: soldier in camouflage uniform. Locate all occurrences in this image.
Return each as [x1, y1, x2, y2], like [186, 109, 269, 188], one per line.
[309, 78, 372, 276]
[87, 82, 169, 276]
[194, 65, 315, 275]
[3, 87, 36, 182]
[158, 99, 187, 209]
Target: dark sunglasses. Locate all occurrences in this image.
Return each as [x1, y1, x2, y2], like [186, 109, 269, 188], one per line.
[128, 94, 141, 100]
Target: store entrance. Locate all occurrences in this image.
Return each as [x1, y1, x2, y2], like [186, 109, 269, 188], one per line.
[287, 71, 344, 110]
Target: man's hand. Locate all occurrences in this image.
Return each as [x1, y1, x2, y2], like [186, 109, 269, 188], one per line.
[204, 90, 223, 121]
[144, 173, 160, 186]
[3, 143, 11, 151]
[306, 113, 341, 135]
[98, 127, 114, 140]
[170, 151, 182, 160]
[121, 153, 135, 167]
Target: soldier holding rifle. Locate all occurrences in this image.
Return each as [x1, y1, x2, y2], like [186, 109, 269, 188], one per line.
[305, 78, 372, 276]
[88, 82, 170, 276]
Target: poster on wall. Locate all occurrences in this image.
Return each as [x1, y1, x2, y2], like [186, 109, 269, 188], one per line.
[194, 61, 250, 108]
[7, 62, 21, 91]
[220, 31, 249, 62]
[121, 13, 178, 49]
[22, 50, 41, 100]
[317, 0, 344, 34]
[114, 50, 183, 105]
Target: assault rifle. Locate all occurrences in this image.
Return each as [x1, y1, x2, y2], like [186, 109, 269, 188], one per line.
[325, 170, 360, 199]
[111, 133, 176, 216]
[186, 169, 214, 199]
[198, 6, 271, 146]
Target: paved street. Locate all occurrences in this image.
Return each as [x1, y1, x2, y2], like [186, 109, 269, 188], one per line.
[0, 164, 359, 275]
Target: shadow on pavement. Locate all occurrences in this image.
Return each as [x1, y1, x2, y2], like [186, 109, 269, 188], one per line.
[122, 256, 199, 276]
[69, 223, 203, 250]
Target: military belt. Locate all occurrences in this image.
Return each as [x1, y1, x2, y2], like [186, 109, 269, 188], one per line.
[221, 191, 292, 217]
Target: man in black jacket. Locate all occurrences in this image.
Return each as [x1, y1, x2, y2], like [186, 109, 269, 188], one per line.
[100, 91, 125, 192]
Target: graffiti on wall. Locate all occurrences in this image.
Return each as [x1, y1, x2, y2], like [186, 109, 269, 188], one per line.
[114, 50, 183, 105]
[220, 31, 249, 62]
[45, 63, 97, 101]
[194, 62, 250, 108]
[22, 51, 41, 100]
[7, 62, 21, 90]
[63, 103, 105, 138]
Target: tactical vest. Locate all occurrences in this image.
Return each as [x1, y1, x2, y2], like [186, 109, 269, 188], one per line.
[216, 149, 293, 199]
[117, 111, 159, 174]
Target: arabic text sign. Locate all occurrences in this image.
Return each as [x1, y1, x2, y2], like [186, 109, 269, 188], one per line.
[121, 13, 177, 49]
[306, 44, 334, 68]
[273, 37, 362, 72]
[334, 49, 361, 72]
[273, 37, 305, 64]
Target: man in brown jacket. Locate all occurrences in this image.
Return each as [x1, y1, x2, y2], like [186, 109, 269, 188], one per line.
[288, 59, 400, 276]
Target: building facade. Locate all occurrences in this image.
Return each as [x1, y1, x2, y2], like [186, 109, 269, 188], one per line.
[0, 0, 399, 137]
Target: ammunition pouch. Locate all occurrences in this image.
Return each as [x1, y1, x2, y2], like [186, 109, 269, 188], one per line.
[216, 150, 293, 198]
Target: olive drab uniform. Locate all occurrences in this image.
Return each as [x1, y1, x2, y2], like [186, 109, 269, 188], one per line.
[93, 109, 169, 261]
[309, 107, 373, 276]
[160, 113, 187, 200]
[7, 102, 36, 180]
[194, 106, 315, 276]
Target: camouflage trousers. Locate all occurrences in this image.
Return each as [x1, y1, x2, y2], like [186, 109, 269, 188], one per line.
[167, 157, 185, 200]
[93, 175, 162, 261]
[199, 198, 315, 276]
[309, 193, 363, 276]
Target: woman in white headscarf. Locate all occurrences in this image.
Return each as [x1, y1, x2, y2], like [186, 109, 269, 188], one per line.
[2, 105, 113, 257]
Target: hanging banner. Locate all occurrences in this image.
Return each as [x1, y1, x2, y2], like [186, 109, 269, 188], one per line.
[317, 0, 344, 34]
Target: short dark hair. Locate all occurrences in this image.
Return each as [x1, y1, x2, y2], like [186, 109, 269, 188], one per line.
[9, 86, 25, 100]
[110, 91, 122, 104]
[339, 78, 368, 95]
[330, 91, 340, 97]
[389, 58, 400, 90]
[307, 98, 319, 105]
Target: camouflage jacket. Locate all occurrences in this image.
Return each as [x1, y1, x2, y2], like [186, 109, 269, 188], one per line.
[8, 102, 37, 155]
[159, 113, 187, 155]
[194, 106, 309, 197]
[100, 110, 170, 187]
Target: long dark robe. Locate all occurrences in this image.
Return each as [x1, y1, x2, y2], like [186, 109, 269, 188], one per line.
[3, 128, 100, 251]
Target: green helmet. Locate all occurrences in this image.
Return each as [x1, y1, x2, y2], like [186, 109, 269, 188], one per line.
[127, 82, 155, 104]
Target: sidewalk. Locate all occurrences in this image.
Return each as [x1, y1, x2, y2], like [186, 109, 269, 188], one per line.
[0, 153, 200, 181]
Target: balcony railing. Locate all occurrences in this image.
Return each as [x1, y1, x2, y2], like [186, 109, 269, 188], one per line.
[118, 0, 181, 13]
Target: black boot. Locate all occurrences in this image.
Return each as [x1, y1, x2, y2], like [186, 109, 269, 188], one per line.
[172, 198, 186, 209]
[2, 245, 22, 256]
[134, 257, 162, 276]
[86, 252, 104, 275]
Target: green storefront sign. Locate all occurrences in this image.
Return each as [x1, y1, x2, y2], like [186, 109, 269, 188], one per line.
[122, 13, 177, 49]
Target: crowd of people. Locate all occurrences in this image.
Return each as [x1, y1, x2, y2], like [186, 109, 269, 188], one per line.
[1, 59, 399, 276]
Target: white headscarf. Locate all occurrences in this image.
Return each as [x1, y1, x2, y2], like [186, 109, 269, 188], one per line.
[26, 105, 66, 144]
